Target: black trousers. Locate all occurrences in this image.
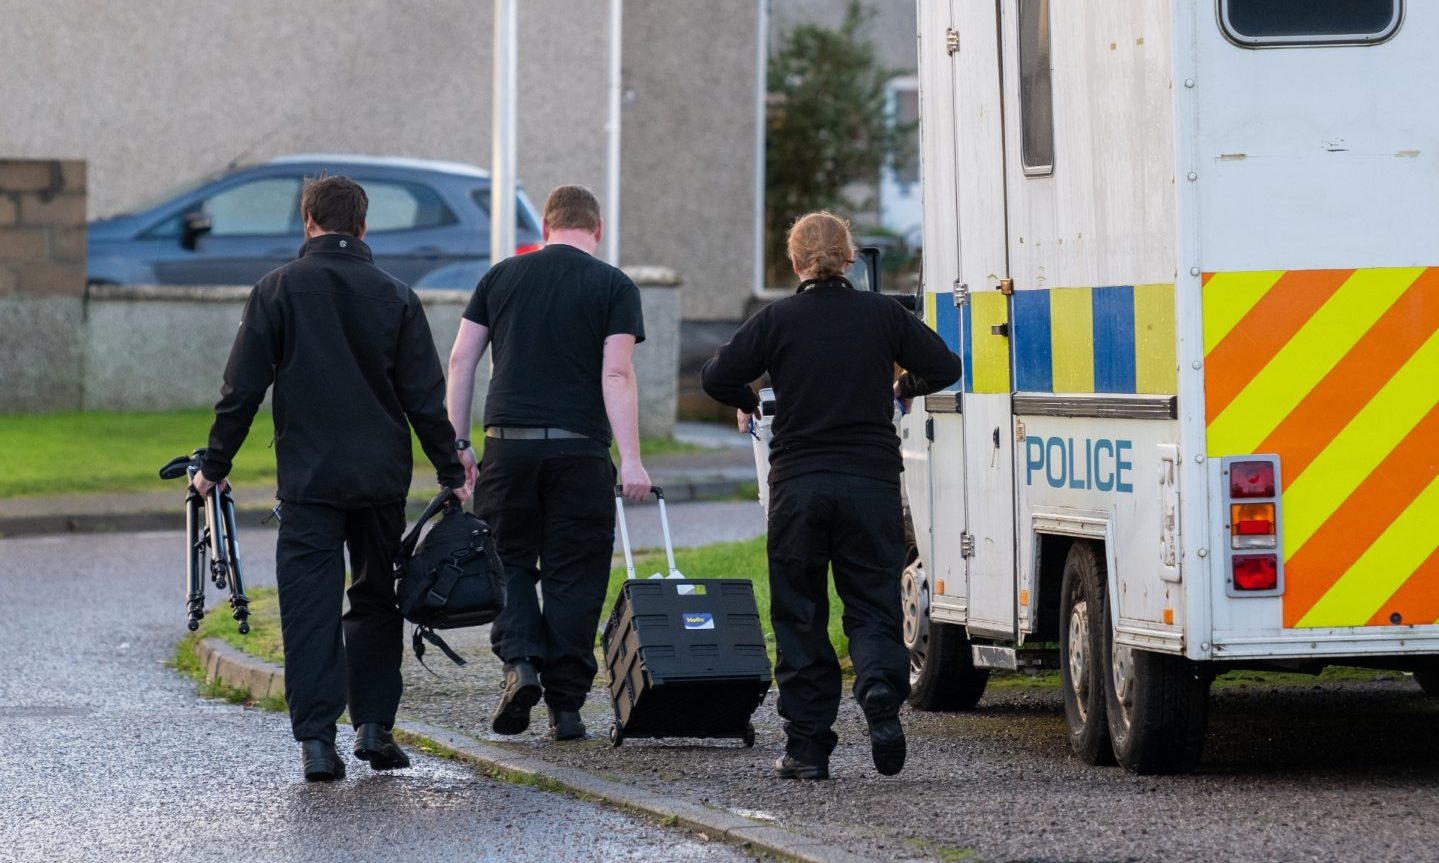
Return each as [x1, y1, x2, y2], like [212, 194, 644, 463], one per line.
[274, 501, 406, 745]
[475, 438, 616, 711]
[767, 472, 910, 765]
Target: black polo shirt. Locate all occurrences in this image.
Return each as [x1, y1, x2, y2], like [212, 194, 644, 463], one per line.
[462, 243, 645, 447]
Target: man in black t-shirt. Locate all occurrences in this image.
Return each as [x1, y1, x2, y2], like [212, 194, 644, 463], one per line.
[447, 184, 650, 742]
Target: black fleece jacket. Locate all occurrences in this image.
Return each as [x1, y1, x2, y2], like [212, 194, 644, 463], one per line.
[200, 234, 464, 507]
[701, 277, 961, 483]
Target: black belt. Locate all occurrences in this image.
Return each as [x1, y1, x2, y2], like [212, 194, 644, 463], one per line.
[485, 426, 590, 441]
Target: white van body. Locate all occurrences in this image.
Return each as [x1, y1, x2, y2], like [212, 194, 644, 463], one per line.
[901, 0, 1439, 772]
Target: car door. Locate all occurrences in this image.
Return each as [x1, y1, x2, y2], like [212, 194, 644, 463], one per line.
[152, 175, 303, 285]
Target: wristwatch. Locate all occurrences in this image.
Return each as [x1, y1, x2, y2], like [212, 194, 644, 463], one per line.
[454, 438, 472, 451]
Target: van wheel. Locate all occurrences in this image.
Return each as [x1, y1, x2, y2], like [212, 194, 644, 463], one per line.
[1413, 669, 1439, 696]
[903, 552, 988, 711]
[1104, 641, 1210, 774]
[1059, 542, 1113, 764]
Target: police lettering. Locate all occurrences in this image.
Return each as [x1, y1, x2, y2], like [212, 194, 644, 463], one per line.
[1025, 436, 1133, 493]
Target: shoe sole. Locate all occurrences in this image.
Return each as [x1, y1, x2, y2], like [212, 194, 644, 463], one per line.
[354, 745, 411, 771]
[491, 682, 542, 735]
[304, 763, 346, 782]
[774, 768, 830, 780]
[870, 720, 907, 776]
[865, 685, 907, 776]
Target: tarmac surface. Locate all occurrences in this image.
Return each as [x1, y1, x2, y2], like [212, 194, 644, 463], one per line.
[0, 529, 753, 863]
[6, 424, 1439, 862]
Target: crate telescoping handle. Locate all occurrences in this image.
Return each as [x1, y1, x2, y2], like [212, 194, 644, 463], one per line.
[614, 486, 679, 581]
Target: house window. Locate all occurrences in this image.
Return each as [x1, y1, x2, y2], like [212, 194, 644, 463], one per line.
[1018, 0, 1054, 176]
[1220, 0, 1402, 46]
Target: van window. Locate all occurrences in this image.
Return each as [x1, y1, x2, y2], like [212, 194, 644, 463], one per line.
[1018, 0, 1054, 176]
[1220, 0, 1402, 46]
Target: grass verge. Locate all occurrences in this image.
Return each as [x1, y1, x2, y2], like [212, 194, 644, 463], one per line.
[196, 586, 285, 666]
[0, 407, 699, 498]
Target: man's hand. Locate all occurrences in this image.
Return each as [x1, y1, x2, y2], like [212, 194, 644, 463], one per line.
[447, 482, 472, 505]
[458, 446, 479, 492]
[893, 381, 912, 417]
[618, 460, 651, 502]
[191, 473, 228, 497]
[736, 404, 761, 433]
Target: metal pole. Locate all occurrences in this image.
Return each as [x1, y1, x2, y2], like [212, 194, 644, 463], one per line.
[605, 0, 623, 265]
[752, 0, 770, 295]
[491, 0, 518, 266]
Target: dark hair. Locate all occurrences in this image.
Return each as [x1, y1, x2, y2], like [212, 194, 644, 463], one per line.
[301, 174, 368, 236]
[542, 184, 601, 232]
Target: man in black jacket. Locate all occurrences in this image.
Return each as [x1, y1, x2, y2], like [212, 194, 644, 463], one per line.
[702, 211, 960, 780]
[192, 175, 468, 781]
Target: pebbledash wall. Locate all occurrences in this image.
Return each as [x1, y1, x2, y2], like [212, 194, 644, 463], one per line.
[82, 273, 681, 439]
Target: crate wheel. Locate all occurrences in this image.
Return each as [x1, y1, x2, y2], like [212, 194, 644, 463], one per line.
[609, 722, 624, 747]
[742, 723, 756, 748]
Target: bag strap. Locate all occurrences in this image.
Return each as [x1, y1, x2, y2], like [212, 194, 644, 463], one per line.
[411, 624, 467, 674]
[393, 488, 456, 573]
[422, 557, 469, 611]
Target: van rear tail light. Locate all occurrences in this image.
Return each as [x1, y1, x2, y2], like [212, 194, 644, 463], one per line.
[1222, 455, 1283, 597]
[1230, 461, 1275, 498]
[1230, 502, 1276, 549]
[1233, 555, 1278, 591]
[515, 242, 543, 255]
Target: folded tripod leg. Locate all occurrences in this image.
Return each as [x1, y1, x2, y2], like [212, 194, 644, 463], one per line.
[219, 487, 251, 635]
[184, 488, 206, 631]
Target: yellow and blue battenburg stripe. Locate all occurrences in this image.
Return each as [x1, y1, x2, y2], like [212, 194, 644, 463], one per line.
[924, 284, 1177, 395]
[1010, 284, 1176, 395]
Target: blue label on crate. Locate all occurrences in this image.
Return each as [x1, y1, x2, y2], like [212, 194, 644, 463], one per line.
[682, 612, 715, 630]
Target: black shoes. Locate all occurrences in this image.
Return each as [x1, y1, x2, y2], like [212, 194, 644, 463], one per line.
[772, 754, 829, 780]
[301, 739, 346, 782]
[548, 708, 586, 741]
[492, 659, 542, 735]
[863, 683, 907, 776]
[354, 723, 411, 771]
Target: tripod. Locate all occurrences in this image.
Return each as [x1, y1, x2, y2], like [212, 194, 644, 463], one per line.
[159, 449, 252, 634]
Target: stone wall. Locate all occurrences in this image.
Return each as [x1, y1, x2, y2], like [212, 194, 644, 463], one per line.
[79, 270, 680, 439]
[0, 159, 88, 412]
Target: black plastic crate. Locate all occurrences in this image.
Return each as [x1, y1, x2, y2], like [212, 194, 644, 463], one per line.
[602, 578, 771, 746]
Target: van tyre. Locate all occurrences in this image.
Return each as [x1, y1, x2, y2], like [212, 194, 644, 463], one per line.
[903, 552, 988, 711]
[1413, 669, 1439, 696]
[1059, 542, 1114, 764]
[1104, 642, 1210, 774]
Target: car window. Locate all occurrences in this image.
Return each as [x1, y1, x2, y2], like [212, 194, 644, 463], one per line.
[470, 189, 542, 233]
[364, 180, 456, 233]
[202, 177, 302, 237]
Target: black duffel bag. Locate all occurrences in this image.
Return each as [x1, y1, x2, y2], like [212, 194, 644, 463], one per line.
[394, 489, 507, 668]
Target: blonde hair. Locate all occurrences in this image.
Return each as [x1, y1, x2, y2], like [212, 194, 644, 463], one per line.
[786, 211, 854, 280]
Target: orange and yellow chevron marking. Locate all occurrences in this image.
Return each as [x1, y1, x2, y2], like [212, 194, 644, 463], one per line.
[1203, 267, 1439, 629]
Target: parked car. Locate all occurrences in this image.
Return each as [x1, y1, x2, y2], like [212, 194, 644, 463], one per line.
[86, 155, 543, 289]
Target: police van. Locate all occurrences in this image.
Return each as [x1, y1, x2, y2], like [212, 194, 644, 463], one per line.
[899, 0, 1439, 773]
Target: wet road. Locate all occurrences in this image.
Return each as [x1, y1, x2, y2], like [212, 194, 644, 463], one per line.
[0, 514, 761, 863]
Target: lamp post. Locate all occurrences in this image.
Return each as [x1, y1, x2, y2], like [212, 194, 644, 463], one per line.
[491, 0, 517, 266]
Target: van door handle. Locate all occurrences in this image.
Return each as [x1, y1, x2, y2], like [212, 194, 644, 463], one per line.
[991, 323, 1010, 337]
[411, 246, 444, 259]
